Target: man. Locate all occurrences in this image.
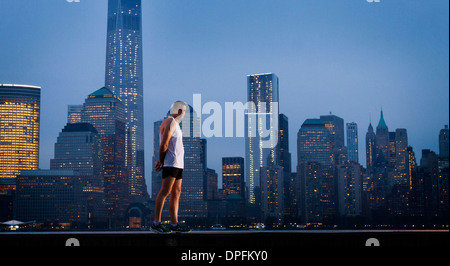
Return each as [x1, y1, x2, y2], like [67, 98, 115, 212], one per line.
[152, 101, 191, 233]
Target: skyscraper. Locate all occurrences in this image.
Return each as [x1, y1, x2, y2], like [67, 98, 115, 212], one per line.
[50, 123, 107, 225]
[346, 122, 359, 163]
[260, 165, 284, 225]
[0, 84, 41, 182]
[394, 128, 409, 187]
[365, 122, 376, 175]
[0, 84, 41, 221]
[320, 114, 345, 150]
[337, 161, 363, 217]
[105, 0, 145, 202]
[321, 114, 346, 166]
[439, 125, 449, 159]
[297, 119, 334, 224]
[67, 105, 83, 124]
[81, 87, 131, 224]
[180, 105, 208, 218]
[297, 119, 333, 167]
[375, 109, 389, 164]
[222, 157, 245, 200]
[245, 73, 279, 204]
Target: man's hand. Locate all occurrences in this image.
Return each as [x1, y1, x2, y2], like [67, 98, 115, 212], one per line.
[155, 160, 163, 172]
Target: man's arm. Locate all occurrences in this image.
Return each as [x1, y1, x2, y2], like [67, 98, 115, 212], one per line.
[155, 119, 177, 172]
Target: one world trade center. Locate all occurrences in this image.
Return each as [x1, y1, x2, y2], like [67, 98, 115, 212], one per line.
[105, 0, 147, 201]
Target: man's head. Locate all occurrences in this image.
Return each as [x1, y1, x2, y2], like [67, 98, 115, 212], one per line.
[171, 101, 187, 120]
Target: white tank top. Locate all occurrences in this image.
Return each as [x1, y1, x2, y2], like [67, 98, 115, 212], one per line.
[160, 116, 184, 169]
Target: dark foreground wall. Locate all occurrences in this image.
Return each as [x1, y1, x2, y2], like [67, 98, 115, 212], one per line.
[0, 230, 448, 247]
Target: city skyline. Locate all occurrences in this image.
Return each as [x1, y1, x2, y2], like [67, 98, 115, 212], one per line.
[0, 0, 448, 192]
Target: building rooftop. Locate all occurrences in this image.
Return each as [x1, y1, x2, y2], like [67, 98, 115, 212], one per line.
[0, 84, 41, 89]
[62, 123, 98, 134]
[88, 87, 121, 101]
[302, 119, 325, 127]
[377, 110, 388, 129]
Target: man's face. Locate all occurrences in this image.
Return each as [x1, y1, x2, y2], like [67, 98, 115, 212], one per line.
[178, 105, 187, 120]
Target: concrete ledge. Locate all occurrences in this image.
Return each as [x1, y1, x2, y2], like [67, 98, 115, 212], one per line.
[0, 230, 448, 247]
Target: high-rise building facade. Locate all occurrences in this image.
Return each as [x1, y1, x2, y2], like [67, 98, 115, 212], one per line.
[105, 0, 145, 203]
[81, 87, 131, 224]
[394, 128, 409, 187]
[439, 125, 449, 160]
[365, 122, 376, 176]
[0, 84, 41, 221]
[320, 114, 345, 150]
[346, 122, 359, 163]
[297, 119, 334, 224]
[50, 123, 103, 177]
[245, 73, 279, 204]
[321, 114, 347, 166]
[67, 105, 83, 124]
[337, 161, 363, 217]
[0, 84, 41, 183]
[260, 165, 284, 225]
[50, 123, 107, 225]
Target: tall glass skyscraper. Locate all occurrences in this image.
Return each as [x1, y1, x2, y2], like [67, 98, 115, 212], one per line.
[105, 0, 145, 201]
[346, 122, 359, 163]
[245, 73, 279, 204]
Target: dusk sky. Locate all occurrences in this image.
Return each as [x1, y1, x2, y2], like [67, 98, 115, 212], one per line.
[1, 0, 448, 190]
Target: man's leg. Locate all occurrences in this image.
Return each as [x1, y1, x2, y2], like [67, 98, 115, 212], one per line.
[169, 179, 183, 225]
[154, 177, 176, 223]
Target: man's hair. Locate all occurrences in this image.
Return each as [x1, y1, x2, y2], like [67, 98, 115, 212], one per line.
[171, 101, 187, 115]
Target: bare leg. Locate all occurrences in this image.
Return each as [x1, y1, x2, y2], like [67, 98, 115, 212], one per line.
[154, 177, 176, 223]
[169, 179, 183, 225]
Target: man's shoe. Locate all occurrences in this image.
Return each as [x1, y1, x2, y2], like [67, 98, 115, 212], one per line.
[170, 223, 192, 233]
[151, 223, 171, 233]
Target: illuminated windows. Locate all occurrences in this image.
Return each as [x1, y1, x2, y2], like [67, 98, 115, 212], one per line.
[0, 84, 41, 183]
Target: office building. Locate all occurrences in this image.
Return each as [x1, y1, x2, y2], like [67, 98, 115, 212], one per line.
[346, 122, 359, 163]
[0, 84, 40, 221]
[15, 170, 87, 227]
[222, 157, 245, 200]
[245, 73, 279, 204]
[260, 165, 284, 225]
[81, 87, 131, 224]
[67, 105, 83, 124]
[0, 84, 41, 182]
[297, 119, 334, 224]
[375, 110, 389, 164]
[105, 0, 146, 199]
[50, 123, 106, 225]
[337, 161, 363, 217]
[439, 125, 449, 159]
[365, 122, 376, 176]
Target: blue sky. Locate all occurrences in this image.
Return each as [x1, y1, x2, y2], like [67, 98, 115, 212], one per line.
[1, 0, 448, 189]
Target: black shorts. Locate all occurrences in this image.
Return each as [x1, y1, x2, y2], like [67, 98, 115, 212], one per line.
[162, 167, 183, 180]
